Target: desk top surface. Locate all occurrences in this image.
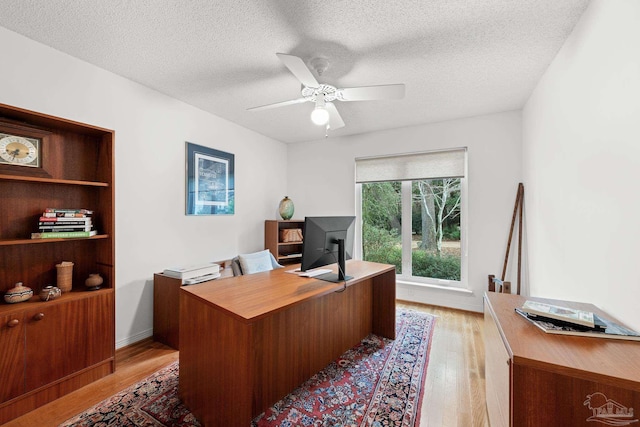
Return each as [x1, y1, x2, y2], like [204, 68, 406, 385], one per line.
[485, 292, 640, 388]
[180, 259, 394, 322]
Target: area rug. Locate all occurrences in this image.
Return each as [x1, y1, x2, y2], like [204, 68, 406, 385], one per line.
[59, 309, 434, 427]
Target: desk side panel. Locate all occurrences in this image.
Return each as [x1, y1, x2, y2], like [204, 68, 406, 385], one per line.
[153, 273, 181, 350]
[371, 268, 396, 339]
[179, 291, 253, 426]
[252, 277, 373, 416]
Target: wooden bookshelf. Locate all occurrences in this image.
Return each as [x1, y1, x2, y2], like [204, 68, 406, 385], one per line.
[0, 103, 115, 424]
[264, 219, 304, 264]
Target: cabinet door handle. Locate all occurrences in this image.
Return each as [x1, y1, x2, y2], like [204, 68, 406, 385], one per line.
[33, 312, 45, 321]
[7, 319, 20, 328]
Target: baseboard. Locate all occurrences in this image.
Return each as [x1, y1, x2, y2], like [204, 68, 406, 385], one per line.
[396, 283, 484, 313]
[116, 328, 153, 349]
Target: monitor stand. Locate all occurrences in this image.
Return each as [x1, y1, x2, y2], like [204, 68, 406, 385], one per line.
[315, 272, 353, 283]
[315, 238, 352, 283]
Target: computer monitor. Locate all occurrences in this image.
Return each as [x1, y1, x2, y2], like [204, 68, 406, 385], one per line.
[300, 216, 355, 283]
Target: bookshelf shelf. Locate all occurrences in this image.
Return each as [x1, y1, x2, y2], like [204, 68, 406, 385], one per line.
[0, 174, 110, 187]
[0, 234, 109, 246]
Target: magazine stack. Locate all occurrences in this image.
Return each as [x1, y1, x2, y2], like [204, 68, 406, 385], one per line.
[31, 208, 97, 239]
[516, 300, 640, 341]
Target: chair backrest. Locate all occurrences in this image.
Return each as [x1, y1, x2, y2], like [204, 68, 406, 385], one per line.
[232, 250, 283, 276]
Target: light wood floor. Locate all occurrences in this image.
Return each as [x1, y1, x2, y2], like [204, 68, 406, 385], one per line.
[398, 301, 489, 427]
[3, 302, 488, 427]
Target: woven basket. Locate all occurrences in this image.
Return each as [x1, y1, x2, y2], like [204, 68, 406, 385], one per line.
[56, 261, 74, 292]
[280, 228, 303, 243]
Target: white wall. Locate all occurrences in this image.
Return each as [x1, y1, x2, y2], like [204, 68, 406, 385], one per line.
[0, 27, 288, 347]
[523, 0, 640, 331]
[288, 112, 522, 312]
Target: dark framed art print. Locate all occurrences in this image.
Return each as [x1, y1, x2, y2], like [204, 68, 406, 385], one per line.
[186, 142, 235, 215]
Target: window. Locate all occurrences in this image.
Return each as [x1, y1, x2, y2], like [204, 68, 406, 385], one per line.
[356, 149, 467, 287]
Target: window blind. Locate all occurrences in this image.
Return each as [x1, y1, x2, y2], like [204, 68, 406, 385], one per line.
[355, 148, 466, 183]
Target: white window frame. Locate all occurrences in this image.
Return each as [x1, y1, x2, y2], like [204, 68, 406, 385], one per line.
[355, 148, 468, 289]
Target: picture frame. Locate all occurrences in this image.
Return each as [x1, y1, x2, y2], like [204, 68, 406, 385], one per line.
[0, 120, 51, 177]
[186, 142, 235, 215]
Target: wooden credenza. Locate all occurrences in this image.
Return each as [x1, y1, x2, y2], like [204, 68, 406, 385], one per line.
[179, 260, 396, 426]
[484, 292, 640, 427]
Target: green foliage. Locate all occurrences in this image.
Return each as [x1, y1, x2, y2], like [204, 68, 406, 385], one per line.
[361, 180, 461, 281]
[362, 224, 461, 280]
[412, 251, 461, 281]
[361, 182, 401, 232]
[362, 224, 402, 274]
[443, 224, 460, 240]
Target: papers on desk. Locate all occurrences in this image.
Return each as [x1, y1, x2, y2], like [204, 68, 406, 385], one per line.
[286, 268, 333, 278]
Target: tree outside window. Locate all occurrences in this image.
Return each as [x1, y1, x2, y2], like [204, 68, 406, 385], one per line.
[362, 178, 462, 282]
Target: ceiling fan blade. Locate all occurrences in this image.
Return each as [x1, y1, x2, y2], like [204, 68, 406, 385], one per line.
[325, 102, 345, 130]
[247, 97, 308, 111]
[338, 84, 405, 101]
[276, 53, 319, 88]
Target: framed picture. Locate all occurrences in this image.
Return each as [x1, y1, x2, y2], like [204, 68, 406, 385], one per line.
[186, 142, 235, 215]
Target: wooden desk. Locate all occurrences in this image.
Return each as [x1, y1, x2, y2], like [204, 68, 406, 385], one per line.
[484, 292, 640, 427]
[178, 260, 396, 426]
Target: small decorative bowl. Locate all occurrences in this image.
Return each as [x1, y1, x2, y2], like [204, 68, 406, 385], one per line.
[85, 273, 103, 291]
[4, 282, 33, 304]
[39, 286, 62, 302]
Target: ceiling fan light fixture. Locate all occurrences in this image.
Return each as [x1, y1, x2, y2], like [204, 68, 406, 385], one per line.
[248, 53, 402, 132]
[311, 106, 330, 126]
[310, 93, 329, 126]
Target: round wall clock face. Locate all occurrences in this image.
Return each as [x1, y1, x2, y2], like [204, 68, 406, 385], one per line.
[0, 134, 40, 167]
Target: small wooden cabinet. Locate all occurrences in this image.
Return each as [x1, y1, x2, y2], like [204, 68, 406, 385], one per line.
[265, 220, 304, 264]
[484, 292, 640, 427]
[0, 103, 115, 424]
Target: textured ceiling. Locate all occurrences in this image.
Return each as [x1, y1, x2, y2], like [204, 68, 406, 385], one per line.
[0, 1, 590, 143]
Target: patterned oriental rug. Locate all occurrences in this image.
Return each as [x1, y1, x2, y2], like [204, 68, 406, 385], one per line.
[60, 309, 435, 427]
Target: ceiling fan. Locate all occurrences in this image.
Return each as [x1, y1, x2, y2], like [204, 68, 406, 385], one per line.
[247, 53, 405, 130]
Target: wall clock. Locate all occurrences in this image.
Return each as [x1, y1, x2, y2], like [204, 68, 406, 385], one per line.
[0, 120, 51, 177]
[0, 133, 40, 167]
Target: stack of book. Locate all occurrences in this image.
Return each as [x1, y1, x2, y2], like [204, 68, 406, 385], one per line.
[31, 208, 97, 239]
[515, 300, 640, 341]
